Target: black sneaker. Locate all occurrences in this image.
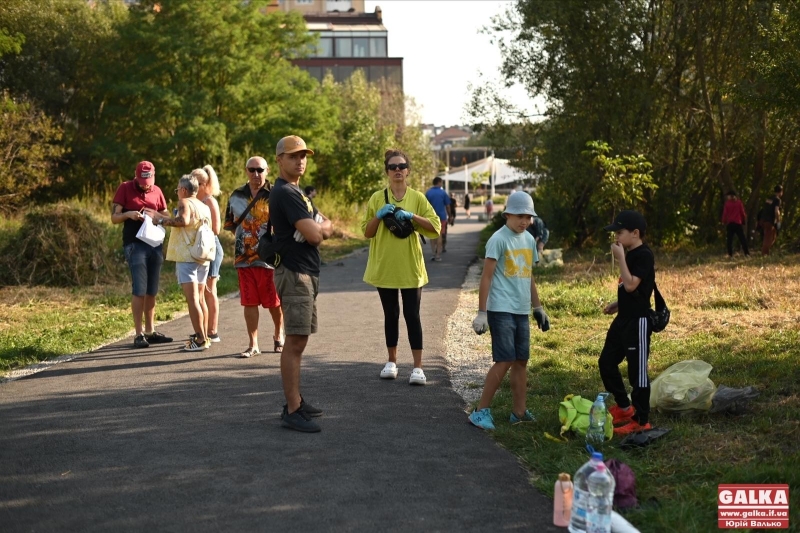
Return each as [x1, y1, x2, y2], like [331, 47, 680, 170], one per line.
[146, 331, 173, 344]
[281, 407, 321, 433]
[282, 397, 323, 419]
[134, 334, 149, 348]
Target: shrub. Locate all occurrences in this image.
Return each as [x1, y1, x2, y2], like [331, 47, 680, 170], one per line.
[0, 203, 124, 287]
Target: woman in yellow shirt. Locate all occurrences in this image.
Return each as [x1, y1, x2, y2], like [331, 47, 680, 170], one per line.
[361, 150, 441, 385]
[150, 174, 212, 352]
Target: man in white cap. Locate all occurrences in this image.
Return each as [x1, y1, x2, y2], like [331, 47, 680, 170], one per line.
[111, 161, 173, 349]
[269, 135, 332, 433]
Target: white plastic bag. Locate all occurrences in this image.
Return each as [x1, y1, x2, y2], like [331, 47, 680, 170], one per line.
[136, 214, 166, 247]
[650, 360, 716, 413]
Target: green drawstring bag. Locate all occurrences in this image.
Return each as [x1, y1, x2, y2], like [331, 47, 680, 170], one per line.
[559, 394, 614, 440]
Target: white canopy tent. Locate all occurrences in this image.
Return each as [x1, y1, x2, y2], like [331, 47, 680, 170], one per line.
[439, 156, 531, 198]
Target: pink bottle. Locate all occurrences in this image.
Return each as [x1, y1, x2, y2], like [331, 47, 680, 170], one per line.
[554, 472, 574, 527]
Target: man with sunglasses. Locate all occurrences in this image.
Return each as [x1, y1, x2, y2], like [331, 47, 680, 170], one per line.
[269, 135, 332, 433]
[223, 156, 284, 358]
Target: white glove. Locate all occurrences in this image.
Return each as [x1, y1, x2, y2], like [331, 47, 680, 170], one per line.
[314, 213, 324, 224]
[472, 311, 489, 335]
[293, 229, 306, 243]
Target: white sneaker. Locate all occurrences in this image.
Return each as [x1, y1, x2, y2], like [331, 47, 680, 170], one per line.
[409, 367, 426, 385]
[380, 362, 398, 379]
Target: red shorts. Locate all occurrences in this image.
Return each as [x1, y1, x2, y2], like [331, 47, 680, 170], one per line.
[237, 267, 281, 308]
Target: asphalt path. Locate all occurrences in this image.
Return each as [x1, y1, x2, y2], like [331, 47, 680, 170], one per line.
[0, 212, 559, 532]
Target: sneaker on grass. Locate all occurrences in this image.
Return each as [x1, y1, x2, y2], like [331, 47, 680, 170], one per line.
[509, 410, 536, 424]
[380, 362, 398, 379]
[134, 334, 149, 349]
[469, 408, 495, 430]
[609, 404, 634, 425]
[145, 331, 173, 344]
[281, 407, 321, 433]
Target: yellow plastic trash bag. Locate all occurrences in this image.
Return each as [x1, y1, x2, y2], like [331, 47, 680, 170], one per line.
[559, 394, 614, 440]
[650, 360, 716, 413]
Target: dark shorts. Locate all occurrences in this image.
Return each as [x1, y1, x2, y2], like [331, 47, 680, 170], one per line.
[274, 264, 318, 336]
[123, 241, 164, 297]
[487, 311, 530, 363]
[237, 266, 280, 308]
[209, 235, 223, 278]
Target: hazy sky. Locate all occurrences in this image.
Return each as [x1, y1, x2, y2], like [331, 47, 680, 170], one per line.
[365, 0, 541, 127]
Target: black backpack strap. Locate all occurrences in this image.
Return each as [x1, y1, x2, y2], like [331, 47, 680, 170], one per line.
[384, 188, 390, 205]
[653, 281, 666, 311]
[232, 187, 267, 229]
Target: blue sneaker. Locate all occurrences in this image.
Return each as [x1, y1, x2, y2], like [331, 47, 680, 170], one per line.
[510, 410, 536, 424]
[468, 408, 495, 430]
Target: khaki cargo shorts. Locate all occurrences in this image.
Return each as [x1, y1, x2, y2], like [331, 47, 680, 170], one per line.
[273, 264, 319, 336]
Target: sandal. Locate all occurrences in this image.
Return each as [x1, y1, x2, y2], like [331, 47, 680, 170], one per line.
[239, 347, 260, 358]
[274, 338, 284, 353]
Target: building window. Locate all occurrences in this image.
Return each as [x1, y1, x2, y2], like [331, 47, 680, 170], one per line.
[336, 65, 354, 82]
[353, 37, 368, 57]
[296, 0, 314, 4]
[369, 65, 386, 83]
[326, 0, 352, 11]
[306, 66, 322, 81]
[370, 38, 387, 58]
[335, 37, 352, 57]
[316, 37, 333, 57]
[386, 65, 402, 86]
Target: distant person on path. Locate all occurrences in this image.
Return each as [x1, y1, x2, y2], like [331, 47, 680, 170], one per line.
[363, 150, 440, 386]
[721, 190, 749, 258]
[269, 135, 332, 433]
[464, 193, 471, 218]
[599, 210, 655, 436]
[425, 177, 451, 260]
[485, 197, 494, 218]
[469, 192, 549, 430]
[112, 161, 173, 349]
[758, 185, 783, 255]
[194, 165, 224, 342]
[223, 156, 284, 358]
[156, 174, 213, 352]
[449, 193, 457, 226]
[525, 214, 550, 262]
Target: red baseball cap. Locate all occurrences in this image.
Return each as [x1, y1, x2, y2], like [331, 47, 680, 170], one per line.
[135, 161, 156, 187]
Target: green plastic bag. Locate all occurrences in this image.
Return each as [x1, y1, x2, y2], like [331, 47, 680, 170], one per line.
[650, 360, 716, 413]
[558, 394, 614, 440]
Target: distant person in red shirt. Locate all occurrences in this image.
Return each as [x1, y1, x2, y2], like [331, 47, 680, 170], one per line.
[721, 190, 749, 258]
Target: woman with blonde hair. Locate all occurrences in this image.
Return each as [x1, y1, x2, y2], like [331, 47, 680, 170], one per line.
[146, 174, 213, 351]
[193, 165, 223, 343]
[361, 149, 440, 385]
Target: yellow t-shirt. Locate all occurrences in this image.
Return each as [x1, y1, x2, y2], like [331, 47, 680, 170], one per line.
[166, 197, 212, 264]
[361, 187, 441, 289]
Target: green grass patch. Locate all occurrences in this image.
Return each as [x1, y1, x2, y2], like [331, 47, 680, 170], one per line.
[473, 253, 800, 532]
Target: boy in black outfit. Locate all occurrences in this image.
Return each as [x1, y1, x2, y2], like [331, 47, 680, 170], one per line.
[599, 210, 656, 435]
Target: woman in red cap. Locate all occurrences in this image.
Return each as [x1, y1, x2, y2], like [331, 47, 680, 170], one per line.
[111, 161, 174, 349]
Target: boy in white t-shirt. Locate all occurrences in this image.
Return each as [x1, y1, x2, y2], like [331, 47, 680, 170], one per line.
[469, 192, 550, 430]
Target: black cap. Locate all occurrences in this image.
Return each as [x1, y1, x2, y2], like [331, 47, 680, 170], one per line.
[604, 210, 646, 234]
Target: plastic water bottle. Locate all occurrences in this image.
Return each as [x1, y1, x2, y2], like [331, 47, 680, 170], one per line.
[568, 452, 604, 533]
[586, 393, 608, 449]
[586, 463, 615, 533]
[553, 472, 573, 527]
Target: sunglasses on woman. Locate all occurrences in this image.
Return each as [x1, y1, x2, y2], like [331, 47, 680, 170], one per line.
[387, 163, 409, 171]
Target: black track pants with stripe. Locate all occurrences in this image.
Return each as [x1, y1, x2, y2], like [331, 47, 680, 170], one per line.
[598, 316, 652, 425]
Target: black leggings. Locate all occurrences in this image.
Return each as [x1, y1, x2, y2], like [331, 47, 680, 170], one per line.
[376, 287, 423, 350]
[726, 223, 749, 256]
